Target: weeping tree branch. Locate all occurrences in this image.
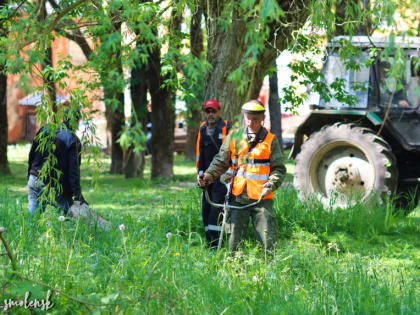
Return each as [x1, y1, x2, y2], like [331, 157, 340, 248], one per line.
[48, 0, 93, 58]
[0, 0, 28, 26]
[18, 0, 89, 49]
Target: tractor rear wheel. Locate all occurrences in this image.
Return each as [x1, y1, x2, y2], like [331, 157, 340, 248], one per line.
[294, 123, 398, 208]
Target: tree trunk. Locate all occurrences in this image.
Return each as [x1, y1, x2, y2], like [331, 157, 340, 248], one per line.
[203, 7, 248, 120]
[102, 17, 125, 175]
[0, 70, 10, 175]
[105, 90, 125, 174]
[0, 0, 10, 175]
[203, 1, 310, 120]
[125, 50, 149, 178]
[148, 10, 182, 179]
[268, 63, 283, 150]
[104, 44, 125, 175]
[185, 1, 204, 160]
[41, 1, 57, 112]
[148, 47, 175, 179]
[185, 110, 201, 160]
[124, 145, 145, 178]
[150, 93, 174, 180]
[44, 44, 57, 112]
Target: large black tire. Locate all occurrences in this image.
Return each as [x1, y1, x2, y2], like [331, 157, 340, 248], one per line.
[294, 123, 398, 208]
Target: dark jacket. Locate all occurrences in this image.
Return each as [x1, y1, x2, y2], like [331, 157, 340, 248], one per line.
[197, 118, 231, 173]
[28, 125, 82, 200]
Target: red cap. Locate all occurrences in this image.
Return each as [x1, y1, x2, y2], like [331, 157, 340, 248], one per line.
[203, 99, 221, 111]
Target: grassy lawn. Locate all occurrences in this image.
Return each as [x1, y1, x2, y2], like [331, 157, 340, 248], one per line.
[0, 144, 419, 314]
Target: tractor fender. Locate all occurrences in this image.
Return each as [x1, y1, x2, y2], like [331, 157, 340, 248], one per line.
[289, 110, 382, 159]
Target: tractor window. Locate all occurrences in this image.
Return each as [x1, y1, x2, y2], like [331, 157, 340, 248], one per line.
[379, 57, 420, 109]
[408, 56, 420, 108]
[320, 54, 370, 108]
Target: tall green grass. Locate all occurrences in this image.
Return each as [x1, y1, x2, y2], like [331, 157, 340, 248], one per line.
[0, 144, 419, 314]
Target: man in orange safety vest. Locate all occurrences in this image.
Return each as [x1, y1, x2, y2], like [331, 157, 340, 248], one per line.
[198, 100, 286, 251]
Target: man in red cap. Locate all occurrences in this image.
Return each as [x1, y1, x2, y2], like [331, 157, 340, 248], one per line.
[196, 99, 231, 248]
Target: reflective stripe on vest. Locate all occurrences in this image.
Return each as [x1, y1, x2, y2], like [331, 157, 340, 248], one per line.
[230, 132, 275, 200]
[196, 120, 228, 170]
[205, 224, 222, 232]
[236, 171, 270, 181]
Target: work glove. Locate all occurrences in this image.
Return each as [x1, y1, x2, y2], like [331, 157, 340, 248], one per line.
[197, 171, 212, 188]
[261, 182, 273, 198]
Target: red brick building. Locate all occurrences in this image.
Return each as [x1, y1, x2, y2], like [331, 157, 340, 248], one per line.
[6, 36, 106, 144]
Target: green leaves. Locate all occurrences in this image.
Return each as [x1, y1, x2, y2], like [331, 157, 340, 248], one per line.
[179, 54, 208, 120]
[8, 281, 46, 300]
[117, 123, 146, 154]
[260, 0, 285, 22]
[100, 292, 119, 304]
[228, 68, 249, 95]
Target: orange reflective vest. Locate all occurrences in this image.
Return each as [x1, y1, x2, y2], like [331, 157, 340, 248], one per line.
[230, 132, 275, 200]
[196, 120, 228, 169]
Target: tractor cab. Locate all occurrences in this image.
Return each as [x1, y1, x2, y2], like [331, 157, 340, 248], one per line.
[320, 39, 419, 111]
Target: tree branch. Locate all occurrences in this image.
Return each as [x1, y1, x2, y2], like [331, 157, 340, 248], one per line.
[19, 0, 88, 49]
[48, 0, 93, 58]
[0, 227, 16, 272]
[0, 0, 28, 26]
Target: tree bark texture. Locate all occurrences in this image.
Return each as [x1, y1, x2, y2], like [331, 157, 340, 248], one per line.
[125, 51, 149, 178]
[103, 34, 125, 175]
[268, 64, 283, 149]
[185, 1, 204, 160]
[147, 41, 175, 179]
[44, 45, 57, 112]
[0, 71, 10, 175]
[185, 110, 201, 160]
[41, 1, 57, 112]
[0, 0, 10, 175]
[190, 1, 204, 58]
[103, 63, 125, 174]
[124, 147, 145, 178]
[103, 17, 125, 174]
[105, 103, 124, 174]
[148, 10, 182, 179]
[148, 46, 175, 179]
[203, 0, 310, 120]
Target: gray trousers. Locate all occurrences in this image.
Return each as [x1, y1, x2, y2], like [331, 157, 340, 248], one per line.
[227, 199, 278, 251]
[28, 174, 45, 214]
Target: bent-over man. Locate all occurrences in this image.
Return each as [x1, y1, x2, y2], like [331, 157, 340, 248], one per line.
[28, 107, 84, 215]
